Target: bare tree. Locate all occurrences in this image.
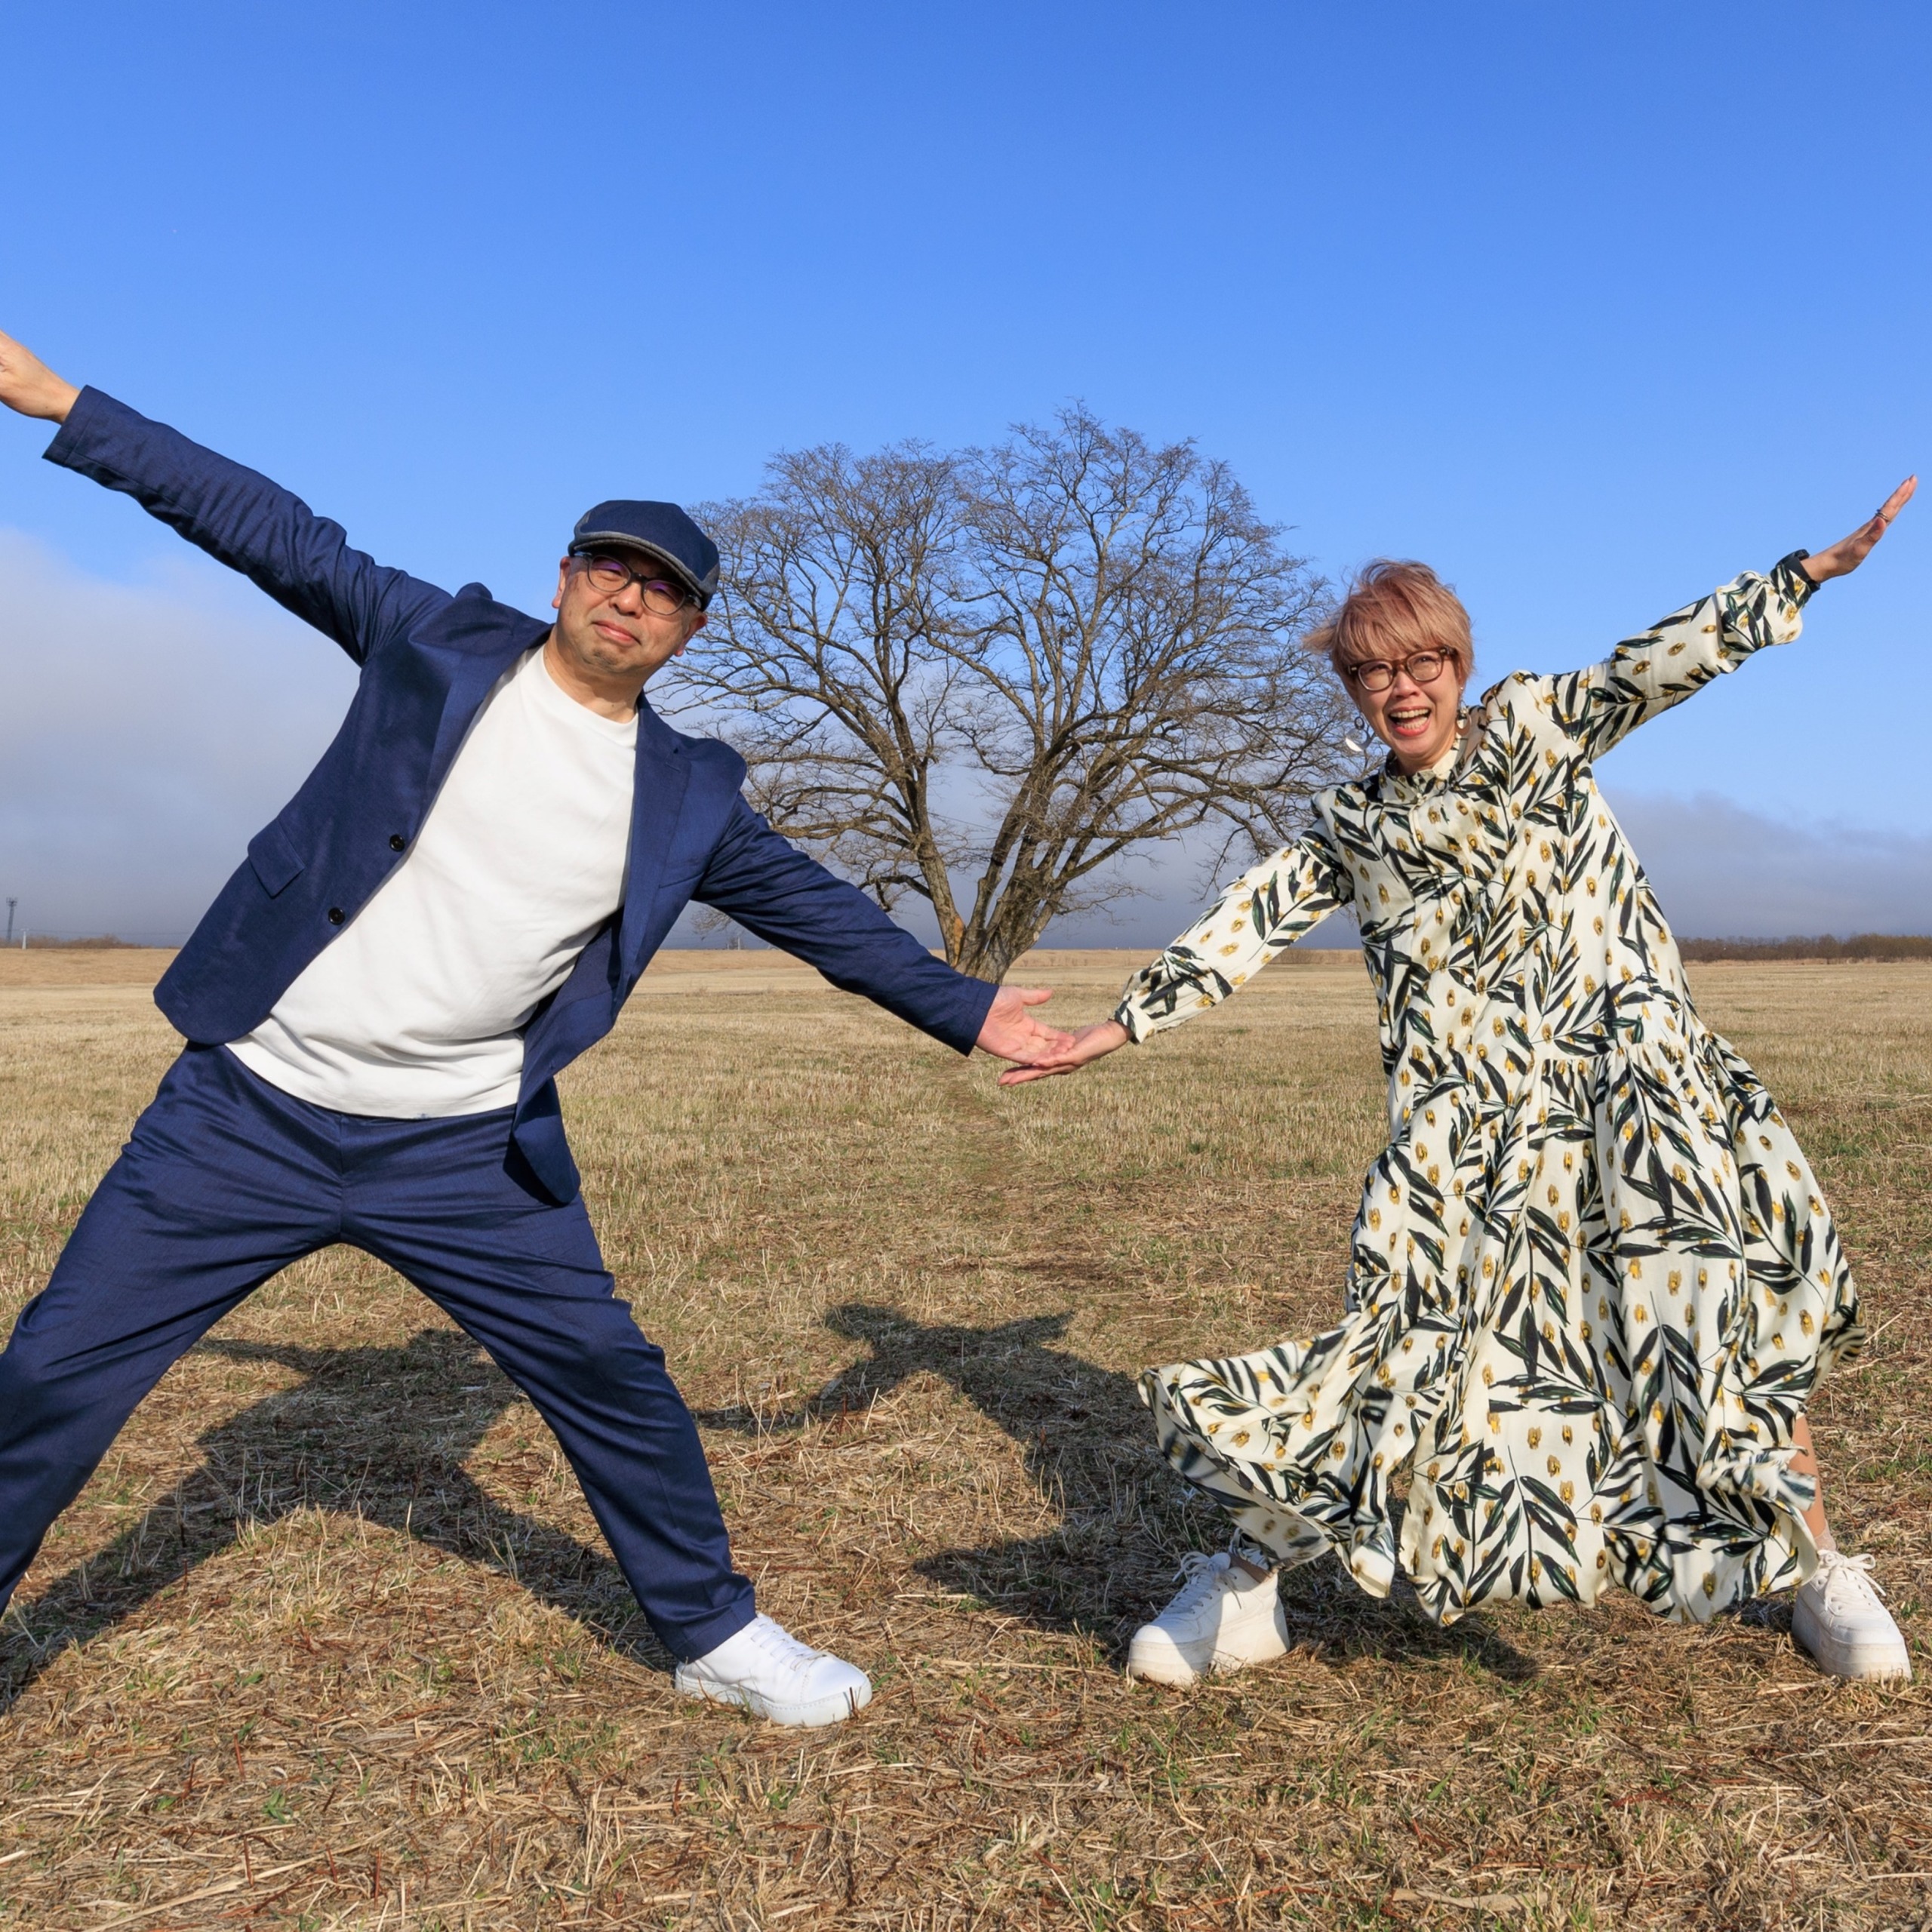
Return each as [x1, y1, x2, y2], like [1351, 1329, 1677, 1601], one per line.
[672, 407, 1349, 982]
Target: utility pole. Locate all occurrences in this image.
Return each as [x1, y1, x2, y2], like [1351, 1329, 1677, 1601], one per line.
[3, 900, 13, 947]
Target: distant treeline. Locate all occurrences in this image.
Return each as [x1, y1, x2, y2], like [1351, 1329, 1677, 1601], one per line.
[1678, 934, 1932, 963]
[8, 931, 1931, 962]
[17, 934, 141, 949]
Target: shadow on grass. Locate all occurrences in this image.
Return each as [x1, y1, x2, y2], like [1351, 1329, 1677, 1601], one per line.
[1, 1327, 656, 1709]
[7, 1309, 1534, 1704]
[697, 1302, 1535, 1680]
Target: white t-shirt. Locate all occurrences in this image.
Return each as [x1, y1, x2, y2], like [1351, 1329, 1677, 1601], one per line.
[229, 645, 636, 1117]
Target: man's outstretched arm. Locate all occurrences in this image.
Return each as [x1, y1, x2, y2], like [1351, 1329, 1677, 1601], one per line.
[694, 797, 1075, 1068]
[0, 331, 78, 423]
[0, 328, 448, 664]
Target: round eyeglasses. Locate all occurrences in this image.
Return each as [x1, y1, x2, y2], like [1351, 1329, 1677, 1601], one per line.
[578, 552, 697, 617]
[1346, 649, 1450, 693]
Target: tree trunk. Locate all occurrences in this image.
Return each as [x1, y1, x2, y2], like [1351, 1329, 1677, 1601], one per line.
[940, 907, 965, 966]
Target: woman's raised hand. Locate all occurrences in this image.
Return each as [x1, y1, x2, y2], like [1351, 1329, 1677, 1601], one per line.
[1802, 476, 1916, 583]
[0, 331, 78, 423]
[997, 1018, 1132, 1086]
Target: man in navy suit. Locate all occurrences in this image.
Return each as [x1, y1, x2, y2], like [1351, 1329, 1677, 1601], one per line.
[0, 330, 1071, 1727]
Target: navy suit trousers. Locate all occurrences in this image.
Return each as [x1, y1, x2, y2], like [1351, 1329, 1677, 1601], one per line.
[0, 1044, 755, 1660]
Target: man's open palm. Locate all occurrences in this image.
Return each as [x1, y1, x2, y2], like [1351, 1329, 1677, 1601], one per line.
[0, 330, 78, 423]
[975, 986, 1076, 1066]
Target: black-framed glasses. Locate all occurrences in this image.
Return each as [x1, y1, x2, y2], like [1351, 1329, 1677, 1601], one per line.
[577, 552, 697, 617]
[1346, 649, 1450, 693]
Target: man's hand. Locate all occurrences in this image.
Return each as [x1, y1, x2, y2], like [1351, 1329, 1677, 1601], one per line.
[997, 1018, 1131, 1085]
[0, 331, 79, 423]
[974, 985, 1077, 1067]
[1801, 475, 1916, 583]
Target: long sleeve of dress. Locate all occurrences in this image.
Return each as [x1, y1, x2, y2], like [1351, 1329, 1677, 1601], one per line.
[1545, 555, 1814, 761]
[1113, 826, 1352, 1041]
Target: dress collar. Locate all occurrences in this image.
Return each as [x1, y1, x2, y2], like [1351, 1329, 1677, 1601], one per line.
[1380, 711, 1475, 798]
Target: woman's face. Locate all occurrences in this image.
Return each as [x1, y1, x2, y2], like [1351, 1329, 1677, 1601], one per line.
[1346, 649, 1470, 774]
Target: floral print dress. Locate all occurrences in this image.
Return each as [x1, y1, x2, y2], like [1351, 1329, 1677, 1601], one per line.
[1118, 557, 1860, 1626]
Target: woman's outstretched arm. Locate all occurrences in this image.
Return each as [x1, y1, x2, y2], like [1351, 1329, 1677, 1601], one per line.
[999, 828, 1352, 1086]
[1547, 477, 1915, 761]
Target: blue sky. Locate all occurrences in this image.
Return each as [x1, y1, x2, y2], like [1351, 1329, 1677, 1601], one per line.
[2, 2, 1927, 944]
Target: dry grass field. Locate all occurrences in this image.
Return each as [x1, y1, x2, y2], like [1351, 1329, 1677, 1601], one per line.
[1, 946, 1929, 1930]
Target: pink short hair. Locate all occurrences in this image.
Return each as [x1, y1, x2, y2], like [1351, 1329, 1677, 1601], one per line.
[1307, 559, 1474, 685]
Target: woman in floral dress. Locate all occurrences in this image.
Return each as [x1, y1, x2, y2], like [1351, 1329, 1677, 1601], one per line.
[1008, 480, 1916, 1684]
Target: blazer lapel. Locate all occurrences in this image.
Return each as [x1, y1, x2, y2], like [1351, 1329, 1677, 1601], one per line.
[617, 705, 692, 980]
[420, 589, 549, 799]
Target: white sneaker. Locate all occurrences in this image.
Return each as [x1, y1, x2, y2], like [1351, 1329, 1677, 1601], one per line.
[674, 1614, 873, 1727]
[1127, 1550, 1290, 1686]
[1792, 1551, 1912, 1684]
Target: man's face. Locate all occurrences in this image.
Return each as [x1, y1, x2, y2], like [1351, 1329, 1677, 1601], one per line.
[549, 547, 708, 688]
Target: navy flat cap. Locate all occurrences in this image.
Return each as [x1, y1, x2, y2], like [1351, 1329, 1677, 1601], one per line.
[570, 500, 720, 608]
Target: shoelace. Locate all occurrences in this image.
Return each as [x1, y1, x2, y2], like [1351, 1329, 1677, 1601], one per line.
[740, 1615, 824, 1672]
[1811, 1550, 1888, 1613]
[1164, 1552, 1236, 1617]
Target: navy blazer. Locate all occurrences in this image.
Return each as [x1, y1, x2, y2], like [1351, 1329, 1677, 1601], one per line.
[45, 389, 997, 1203]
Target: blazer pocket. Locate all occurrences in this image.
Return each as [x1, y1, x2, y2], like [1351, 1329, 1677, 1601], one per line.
[246, 820, 307, 898]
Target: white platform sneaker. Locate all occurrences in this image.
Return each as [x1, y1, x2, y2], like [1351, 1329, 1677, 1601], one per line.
[1792, 1551, 1912, 1684]
[674, 1614, 874, 1727]
[1128, 1549, 1291, 1687]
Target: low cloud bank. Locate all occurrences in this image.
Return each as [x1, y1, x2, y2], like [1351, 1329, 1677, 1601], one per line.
[0, 531, 354, 940]
[1600, 789, 1932, 940]
[1035, 790, 1932, 953]
[2, 531, 1924, 949]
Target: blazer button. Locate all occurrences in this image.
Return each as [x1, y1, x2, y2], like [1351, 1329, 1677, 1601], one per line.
[389, 833, 407, 851]
[327, 907, 346, 925]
